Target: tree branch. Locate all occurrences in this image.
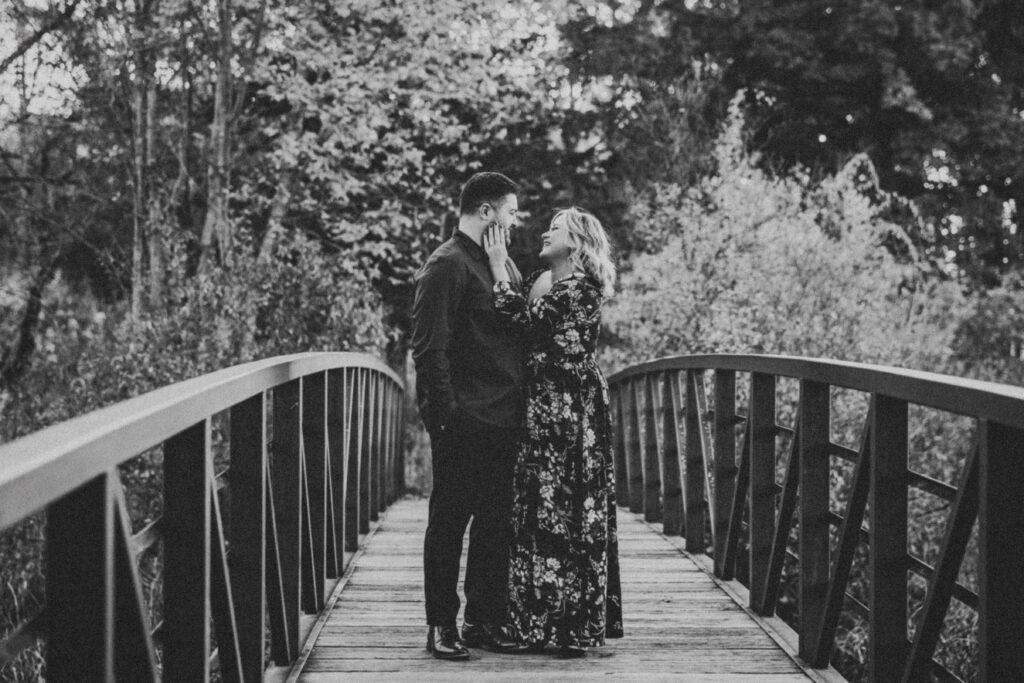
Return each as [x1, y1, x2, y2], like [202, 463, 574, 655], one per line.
[0, 0, 83, 76]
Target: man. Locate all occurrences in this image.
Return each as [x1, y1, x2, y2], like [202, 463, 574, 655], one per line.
[411, 172, 529, 660]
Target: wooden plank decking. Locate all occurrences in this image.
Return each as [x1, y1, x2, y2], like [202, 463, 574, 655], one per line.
[292, 498, 836, 682]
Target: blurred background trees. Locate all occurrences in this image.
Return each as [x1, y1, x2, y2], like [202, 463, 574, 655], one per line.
[562, 0, 1024, 283]
[5, 0, 1019, 414]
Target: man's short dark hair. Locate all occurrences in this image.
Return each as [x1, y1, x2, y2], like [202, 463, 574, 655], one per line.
[458, 172, 518, 216]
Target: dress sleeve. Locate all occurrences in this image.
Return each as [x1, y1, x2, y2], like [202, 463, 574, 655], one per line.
[493, 276, 602, 335]
[492, 280, 532, 327]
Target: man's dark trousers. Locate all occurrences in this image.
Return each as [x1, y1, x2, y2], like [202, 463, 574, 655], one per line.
[424, 411, 517, 628]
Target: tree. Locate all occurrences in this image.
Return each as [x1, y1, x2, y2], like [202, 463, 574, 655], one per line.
[242, 0, 579, 363]
[1, 0, 601, 374]
[560, 0, 1024, 285]
[602, 99, 964, 372]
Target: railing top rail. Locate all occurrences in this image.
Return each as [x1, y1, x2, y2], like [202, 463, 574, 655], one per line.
[0, 352, 402, 529]
[607, 353, 1024, 428]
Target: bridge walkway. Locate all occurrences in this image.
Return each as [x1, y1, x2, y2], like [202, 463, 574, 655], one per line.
[293, 498, 833, 682]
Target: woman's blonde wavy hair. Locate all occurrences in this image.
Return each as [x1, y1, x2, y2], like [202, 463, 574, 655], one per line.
[556, 206, 616, 298]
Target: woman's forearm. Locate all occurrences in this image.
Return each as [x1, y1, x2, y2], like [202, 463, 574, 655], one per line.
[491, 262, 511, 283]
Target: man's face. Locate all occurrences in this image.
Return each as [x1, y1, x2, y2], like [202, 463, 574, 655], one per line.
[488, 194, 519, 239]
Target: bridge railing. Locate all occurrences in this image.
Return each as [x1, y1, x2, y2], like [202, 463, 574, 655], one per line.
[0, 352, 405, 682]
[607, 354, 1024, 683]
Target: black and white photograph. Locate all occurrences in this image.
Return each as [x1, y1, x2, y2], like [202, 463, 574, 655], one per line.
[1, 1, 1023, 681]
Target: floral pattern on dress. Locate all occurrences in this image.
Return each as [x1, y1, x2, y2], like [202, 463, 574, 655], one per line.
[493, 271, 623, 648]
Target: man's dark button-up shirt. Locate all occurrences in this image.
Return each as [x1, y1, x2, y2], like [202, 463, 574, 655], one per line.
[411, 230, 525, 432]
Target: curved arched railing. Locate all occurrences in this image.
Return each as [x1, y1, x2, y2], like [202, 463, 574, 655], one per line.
[607, 354, 1024, 683]
[0, 352, 405, 682]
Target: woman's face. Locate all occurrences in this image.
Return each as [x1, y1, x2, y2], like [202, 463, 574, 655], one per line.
[539, 214, 572, 261]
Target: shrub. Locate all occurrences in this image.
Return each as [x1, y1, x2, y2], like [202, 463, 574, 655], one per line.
[602, 96, 964, 372]
[599, 97, 1002, 681]
[0, 230, 387, 681]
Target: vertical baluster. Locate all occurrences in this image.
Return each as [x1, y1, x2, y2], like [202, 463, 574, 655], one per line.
[394, 380, 404, 500]
[626, 378, 644, 514]
[869, 395, 908, 680]
[692, 375, 716, 548]
[110, 481, 158, 682]
[360, 370, 373, 533]
[210, 460, 244, 683]
[326, 369, 346, 577]
[816, 403, 872, 667]
[389, 380, 400, 505]
[382, 381, 394, 506]
[298, 400, 320, 614]
[372, 374, 385, 518]
[264, 460, 292, 664]
[660, 371, 684, 536]
[748, 372, 775, 613]
[380, 381, 390, 507]
[713, 370, 737, 577]
[229, 393, 267, 680]
[798, 380, 830, 662]
[979, 420, 1024, 681]
[370, 370, 382, 520]
[303, 372, 327, 612]
[46, 473, 115, 682]
[394, 381, 404, 500]
[683, 370, 707, 553]
[612, 384, 630, 509]
[641, 374, 662, 523]
[345, 369, 363, 552]
[759, 419, 799, 617]
[722, 423, 751, 582]
[163, 419, 212, 682]
[272, 379, 302, 657]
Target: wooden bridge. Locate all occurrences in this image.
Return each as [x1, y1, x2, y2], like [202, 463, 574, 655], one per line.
[291, 497, 823, 682]
[0, 351, 1022, 682]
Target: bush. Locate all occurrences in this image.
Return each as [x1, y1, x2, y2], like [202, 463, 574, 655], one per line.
[598, 97, 1010, 681]
[0, 230, 388, 681]
[602, 96, 964, 372]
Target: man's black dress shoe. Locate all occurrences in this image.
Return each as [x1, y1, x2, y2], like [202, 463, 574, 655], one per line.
[426, 625, 470, 660]
[461, 622, 530, 653]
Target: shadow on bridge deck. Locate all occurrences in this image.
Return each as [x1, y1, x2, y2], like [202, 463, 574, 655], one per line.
[290, 498, 842, 682]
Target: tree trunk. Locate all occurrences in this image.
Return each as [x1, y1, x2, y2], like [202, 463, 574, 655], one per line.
[199, 0, 233, 270]
[173, 11, 194, 241]
[146, 75, 164, 309]
[130, 58, 146, 320]
[258, 170, 294, 261]
[0, 259, 58, 392]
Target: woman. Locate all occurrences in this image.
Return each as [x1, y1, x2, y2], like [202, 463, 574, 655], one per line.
[483, 206, 623, 658]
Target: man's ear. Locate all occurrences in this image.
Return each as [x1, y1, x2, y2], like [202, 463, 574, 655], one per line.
[477, 202, 493, 221]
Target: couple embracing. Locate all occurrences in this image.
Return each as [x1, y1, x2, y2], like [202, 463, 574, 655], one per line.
[411, 172, 624, 661]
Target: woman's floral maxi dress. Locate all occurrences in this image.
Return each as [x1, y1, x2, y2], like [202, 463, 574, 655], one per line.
[493, 272, 623, 648]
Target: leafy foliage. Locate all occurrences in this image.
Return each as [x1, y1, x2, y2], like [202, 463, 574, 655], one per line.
[561, 0, 1024, 285]
[0, 229, 386, 680]
[602, 98, 964, 373]
[599, 99, 1015, 681]
[2, 230, 385, 442]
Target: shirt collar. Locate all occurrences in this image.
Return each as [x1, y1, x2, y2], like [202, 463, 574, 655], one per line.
[454, 230, 488, 263]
